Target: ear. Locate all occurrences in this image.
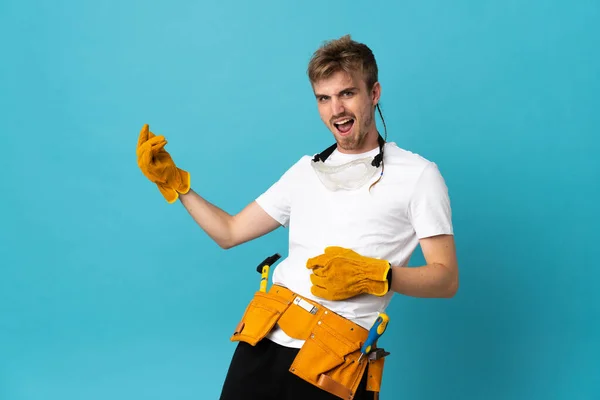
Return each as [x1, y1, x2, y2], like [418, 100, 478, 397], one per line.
[371, 82, 381, 106]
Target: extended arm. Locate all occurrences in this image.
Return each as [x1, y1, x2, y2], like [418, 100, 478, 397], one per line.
[306, 235, 458, 301]
[136, 124, 282, 249]
[179, 189, 282, 249]
[389, 234, 458, 298]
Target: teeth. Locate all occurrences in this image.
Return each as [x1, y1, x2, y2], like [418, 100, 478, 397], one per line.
[335, 119, 352, 125]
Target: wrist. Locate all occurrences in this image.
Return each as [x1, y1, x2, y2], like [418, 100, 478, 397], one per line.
[178, 187, 194, 199]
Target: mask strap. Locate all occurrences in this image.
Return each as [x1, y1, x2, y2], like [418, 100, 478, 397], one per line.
[312, 142, 337, 163]
[312, 134, 386, 165]
[371, 135, 385, 168]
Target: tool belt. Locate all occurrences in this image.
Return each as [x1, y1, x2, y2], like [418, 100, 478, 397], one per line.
[230, 284, 386, 399]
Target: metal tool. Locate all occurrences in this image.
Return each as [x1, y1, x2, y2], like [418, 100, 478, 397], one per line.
[367, 348, 391, 361]
[256, 253, 281, 292]
[358, 313, 390, 363]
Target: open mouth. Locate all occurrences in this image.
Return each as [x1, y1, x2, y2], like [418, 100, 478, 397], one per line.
[333, 118, 355, 135]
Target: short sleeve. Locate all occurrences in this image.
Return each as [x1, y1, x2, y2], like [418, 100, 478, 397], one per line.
[408, 162, 454, 239]
[255, 158, 304, 228]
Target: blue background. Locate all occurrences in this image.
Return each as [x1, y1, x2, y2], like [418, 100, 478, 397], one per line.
[1, 0, 599, 399]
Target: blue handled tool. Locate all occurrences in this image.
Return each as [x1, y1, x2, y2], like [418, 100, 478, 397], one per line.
[358, 313, 389, 363]
[256, 253, 281, 292]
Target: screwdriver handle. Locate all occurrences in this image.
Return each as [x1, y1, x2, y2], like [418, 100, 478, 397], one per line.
[361, 313, 389, 355]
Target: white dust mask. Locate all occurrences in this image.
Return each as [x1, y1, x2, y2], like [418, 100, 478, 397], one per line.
[310, 138, 384, 192]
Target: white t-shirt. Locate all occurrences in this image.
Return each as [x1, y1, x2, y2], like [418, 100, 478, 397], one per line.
[255, 141, 454, 348]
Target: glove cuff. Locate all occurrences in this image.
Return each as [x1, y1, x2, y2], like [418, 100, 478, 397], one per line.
[177, 168, 191, 194]
[386, 264, 394, 287]
[368, 260, 391, 297]
[386, 265, 393, 293]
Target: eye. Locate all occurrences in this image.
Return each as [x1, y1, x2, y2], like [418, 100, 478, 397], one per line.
[318, 96, 329, 103]
[342, 91, 354, 97]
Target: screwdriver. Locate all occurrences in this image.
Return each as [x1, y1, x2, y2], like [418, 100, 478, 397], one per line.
[358, 313, 390, 363]
[256, 253, 281, 292]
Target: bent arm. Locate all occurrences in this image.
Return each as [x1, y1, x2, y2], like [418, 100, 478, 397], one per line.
[389, 234, 459, 298]
[178, 189, 282, 249]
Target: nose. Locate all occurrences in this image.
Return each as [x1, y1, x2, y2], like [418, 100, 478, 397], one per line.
[330, 97, 345, 117]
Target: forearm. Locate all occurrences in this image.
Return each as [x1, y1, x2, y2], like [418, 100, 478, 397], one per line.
[389, 263, 458, 298]
[178, 189, 235, 249]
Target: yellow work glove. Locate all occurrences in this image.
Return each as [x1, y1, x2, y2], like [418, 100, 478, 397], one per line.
[306, 246, 392, 301]
[136, 124, 191, 203]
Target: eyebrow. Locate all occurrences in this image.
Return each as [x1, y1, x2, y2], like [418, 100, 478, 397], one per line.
[314, 87, 358, 98]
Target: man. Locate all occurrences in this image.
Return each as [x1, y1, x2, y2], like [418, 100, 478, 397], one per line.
[136, 35, 458, 400]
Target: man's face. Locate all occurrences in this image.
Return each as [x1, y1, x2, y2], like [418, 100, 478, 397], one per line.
[312, 69, 381, 153]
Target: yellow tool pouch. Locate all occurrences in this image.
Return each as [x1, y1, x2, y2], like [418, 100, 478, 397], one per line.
[230, 285, 386, 399]
[230, 290, 291, 346]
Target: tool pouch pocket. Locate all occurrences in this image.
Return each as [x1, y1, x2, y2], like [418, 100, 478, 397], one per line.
[277, 297, 320, 340]
[366, 357, 385, 393]
[230, 291, 291, 346]
[290, 320, 367, 399]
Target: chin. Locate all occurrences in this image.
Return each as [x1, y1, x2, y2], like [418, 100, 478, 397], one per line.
[336, 137, 361, 151]
[335, 130, 362, 148]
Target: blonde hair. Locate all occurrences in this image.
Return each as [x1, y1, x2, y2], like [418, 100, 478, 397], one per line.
[307, 34, 379, 91]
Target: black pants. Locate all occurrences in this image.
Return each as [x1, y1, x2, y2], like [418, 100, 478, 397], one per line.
[219, 338, 374, 400]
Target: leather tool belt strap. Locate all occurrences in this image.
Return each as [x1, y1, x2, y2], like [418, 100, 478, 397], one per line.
[230, 284, 386, 399]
